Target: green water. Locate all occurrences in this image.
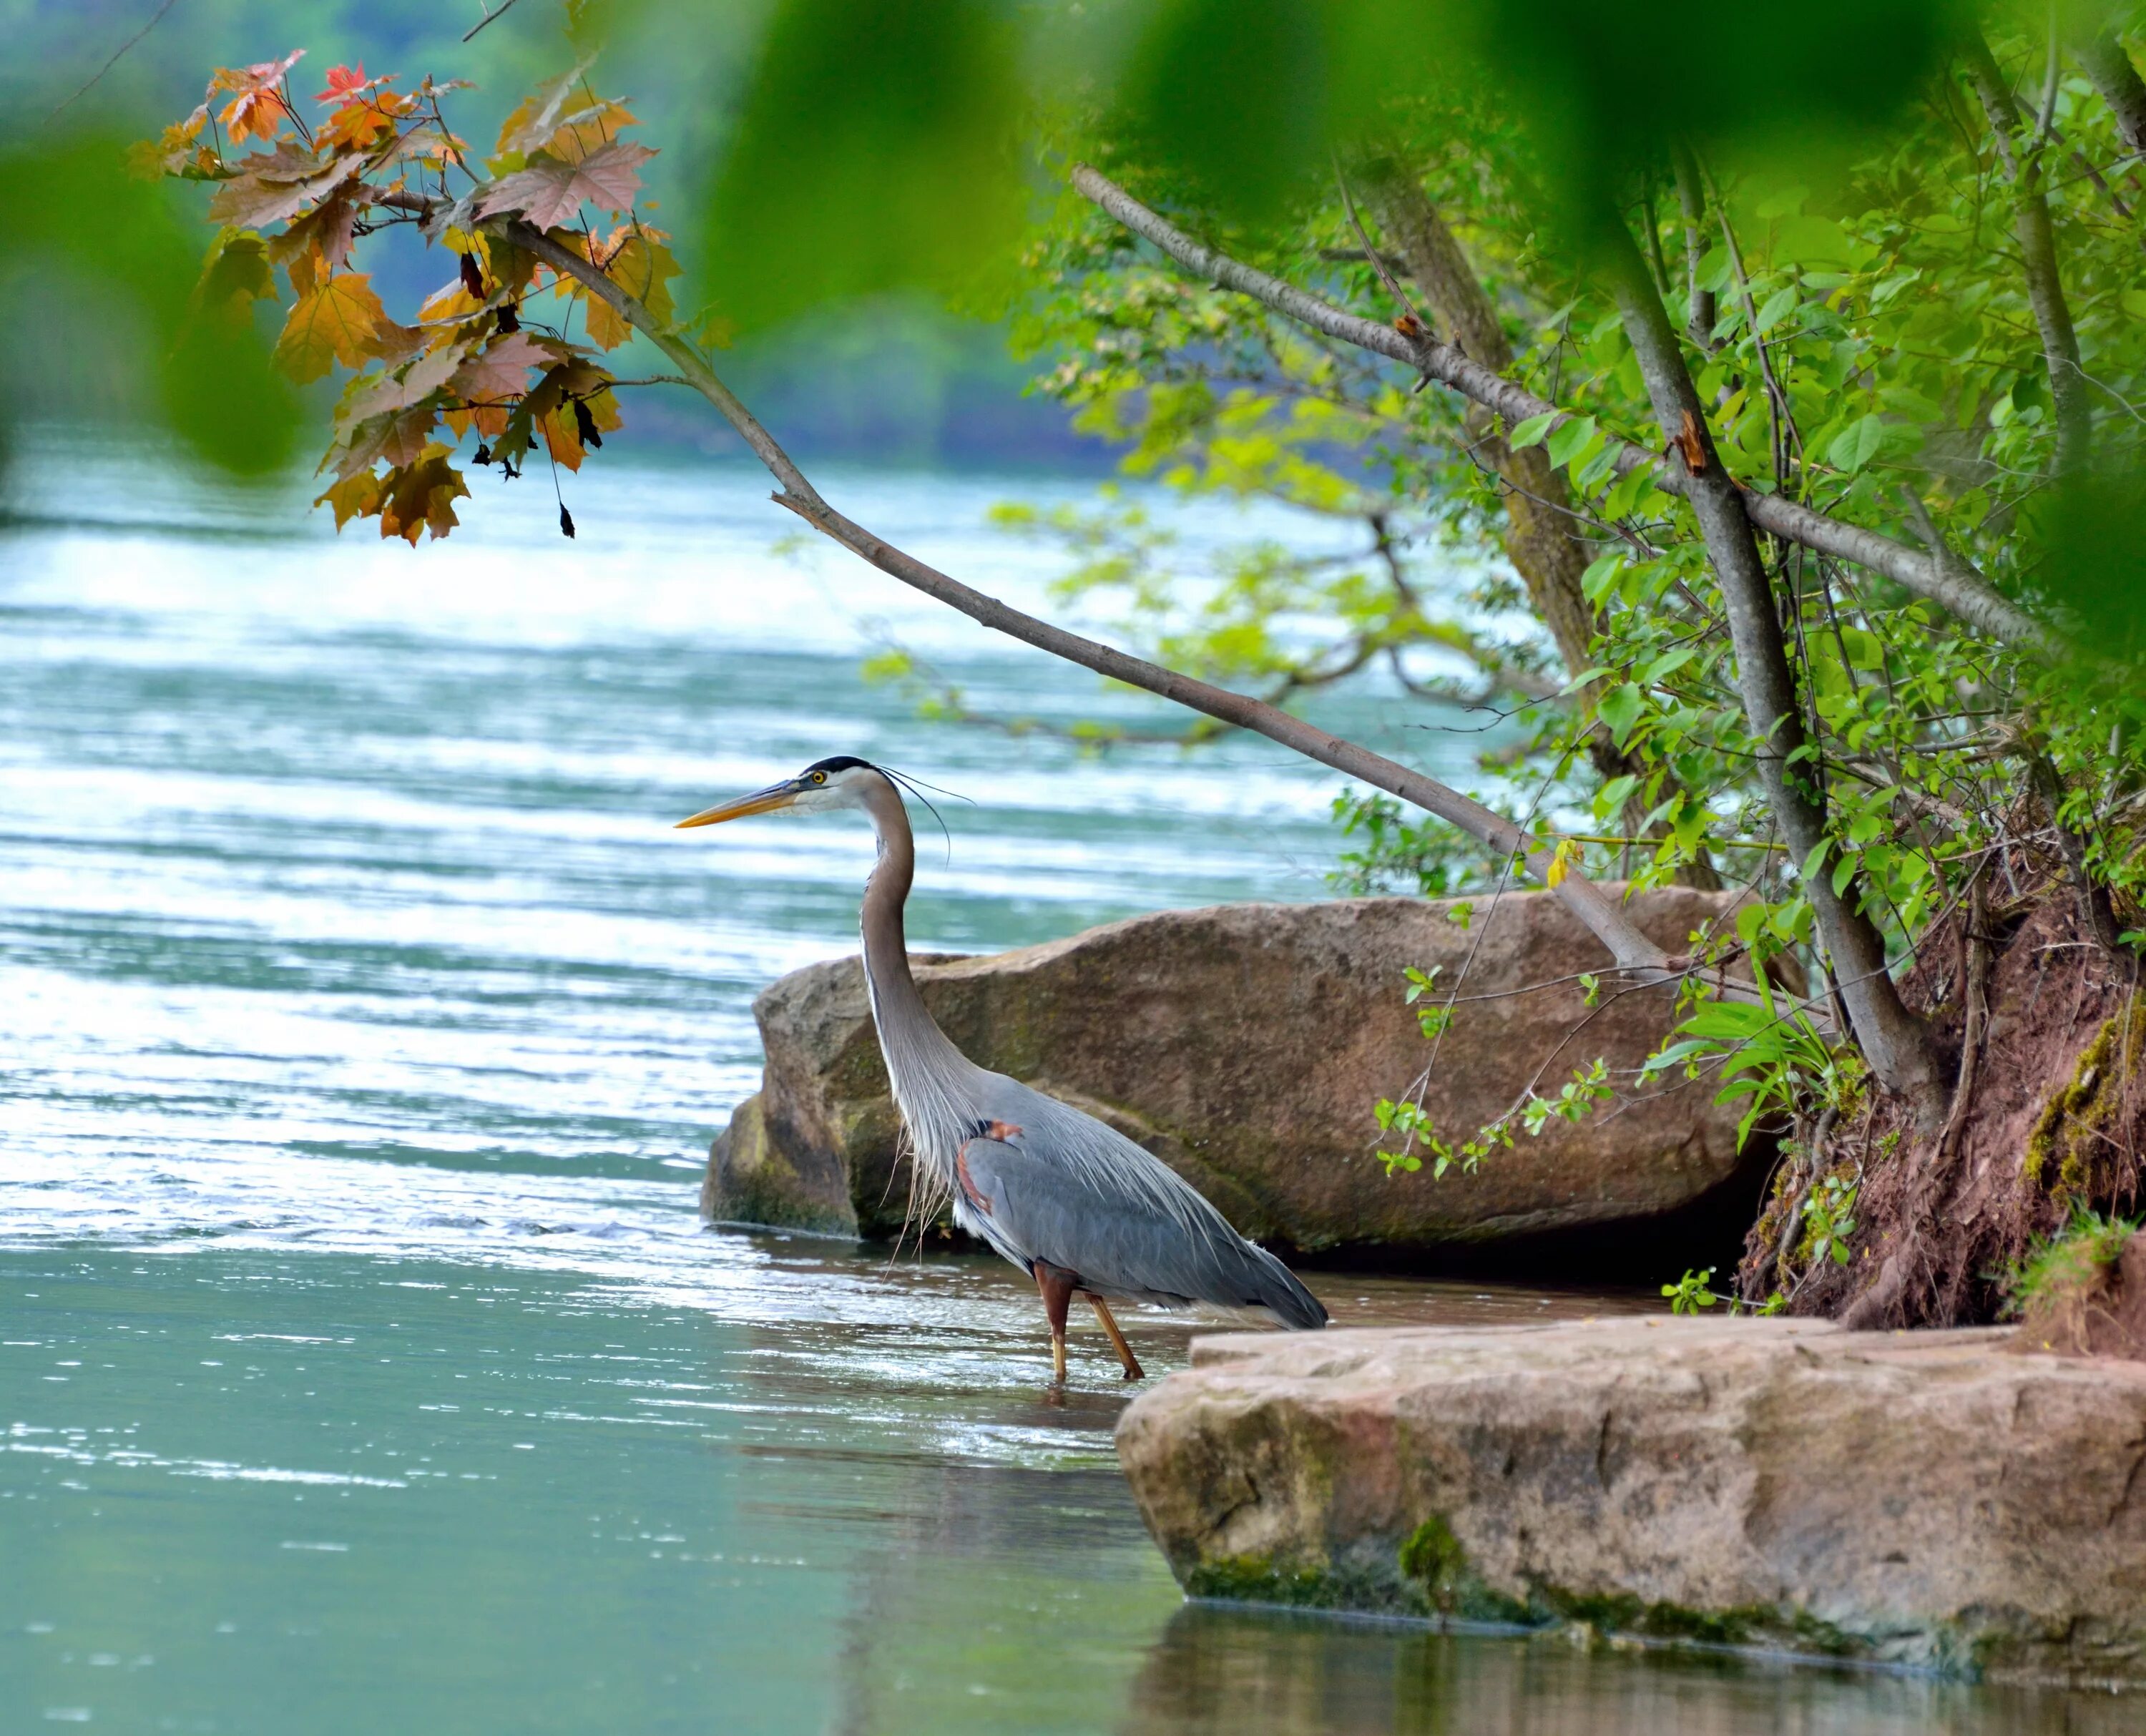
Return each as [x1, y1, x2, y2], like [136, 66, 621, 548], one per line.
[1, 442, 2129, 1731]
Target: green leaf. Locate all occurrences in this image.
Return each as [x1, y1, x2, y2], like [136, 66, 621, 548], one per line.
[1826, 413, 1886, 474]
[1595, 682, 1644, 747]
[1509, 411, 1557, 448]
[1580, 552, 1625, 603]
[1754, 285, 1800, 334]
[1544, 413, 1599, 469]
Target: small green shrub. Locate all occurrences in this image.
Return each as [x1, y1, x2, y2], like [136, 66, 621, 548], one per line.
[2002, 1206, 2139, 1318]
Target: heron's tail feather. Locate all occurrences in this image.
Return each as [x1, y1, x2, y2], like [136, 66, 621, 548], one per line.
[1240, 1242, 1328, 1330]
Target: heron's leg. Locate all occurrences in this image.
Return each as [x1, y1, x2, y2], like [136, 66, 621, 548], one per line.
[1032, 1261, 1076, 1383]
[1086, 1295, 1145, 1381]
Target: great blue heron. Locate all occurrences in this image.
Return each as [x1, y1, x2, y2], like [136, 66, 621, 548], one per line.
[679, 755, 1328, 1381]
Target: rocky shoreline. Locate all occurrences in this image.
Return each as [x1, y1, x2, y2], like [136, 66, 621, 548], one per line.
[1113, 1317, 2146, 1689]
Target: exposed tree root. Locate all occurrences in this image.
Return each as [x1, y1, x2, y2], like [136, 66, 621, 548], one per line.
[1742, 887, 2145, 1327]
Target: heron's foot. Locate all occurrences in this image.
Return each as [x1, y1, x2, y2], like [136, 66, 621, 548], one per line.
[1087, 1295, 1145, 1381]
[1034, 1260, 1077, 1386]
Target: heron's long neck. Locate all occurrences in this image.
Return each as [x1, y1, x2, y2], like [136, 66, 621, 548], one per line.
[858, 782, 970, 1130]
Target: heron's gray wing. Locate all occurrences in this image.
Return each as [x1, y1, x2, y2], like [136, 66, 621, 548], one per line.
[957, 1134, 1327, 1328]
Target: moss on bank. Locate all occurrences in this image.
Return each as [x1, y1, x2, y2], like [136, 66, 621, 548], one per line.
[1182, 1516, 1861, 1663]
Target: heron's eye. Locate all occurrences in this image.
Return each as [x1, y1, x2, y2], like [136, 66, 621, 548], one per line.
[810, 771, 827, 784]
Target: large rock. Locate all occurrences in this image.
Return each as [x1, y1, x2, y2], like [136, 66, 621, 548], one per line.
[705, 890, 1753, 1247]
[1114, 1318, 2146, 1687]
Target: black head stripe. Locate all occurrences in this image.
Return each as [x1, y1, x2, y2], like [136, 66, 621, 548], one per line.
[800, 755, 878, 778]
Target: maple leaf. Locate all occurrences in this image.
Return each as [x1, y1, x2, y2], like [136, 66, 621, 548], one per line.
[376, 445, 469, 544]
[339, 343, 466, 432]
[315, 64, 369, 103]
[273, 273, 387, 383]
[476, 141, 655, 230]
[314, 470, 383, 529]
[533, 363, 620, 471]
[207, 149, 364, 231]
[494, 60, 597, 159]
[208, 49, 305, 144]
[209, 49, 305, 99]
[265, 185, 366, 288]
[416, 279, 486, 326]
[336, 402, 444, 479]
[131, 104, 210, 180]
[320, 88, 415, 153]
[446, 331, 557, 416]
[542, 99, 640, 167]
[192, 231, 277, 326]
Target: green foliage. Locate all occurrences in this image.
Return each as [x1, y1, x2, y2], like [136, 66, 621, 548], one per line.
[1642, 970, 1865, 1152]
[1663, 1267, 1788, 1315]
[2002, 1205, 2140, 1316]
[0, 132, 297, 475]
[1662, 1267, 1720, 1314]
[1800, 1175, 1861, 1267]
[700, 0, 1024, 331]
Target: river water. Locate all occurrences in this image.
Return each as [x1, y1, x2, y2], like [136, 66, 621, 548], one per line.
[0, 441, 2125, 1732]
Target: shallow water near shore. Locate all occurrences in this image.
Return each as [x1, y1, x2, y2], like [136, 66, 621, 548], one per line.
[1, 441, 2130, 1731]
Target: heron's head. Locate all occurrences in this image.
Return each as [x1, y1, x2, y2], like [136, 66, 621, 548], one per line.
[674, 755, 893, 829]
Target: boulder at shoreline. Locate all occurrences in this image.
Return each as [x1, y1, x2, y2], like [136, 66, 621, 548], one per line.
[705, 889, 1758, 1250]
[1114, 1318, 2146, 1688]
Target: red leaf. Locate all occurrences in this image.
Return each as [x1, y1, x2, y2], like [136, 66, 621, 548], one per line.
[316, 64, 368, 103]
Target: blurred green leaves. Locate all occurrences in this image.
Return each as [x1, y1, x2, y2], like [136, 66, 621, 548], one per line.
[2039, 471, 2146, 670]
[0, 133, 296, 477]
[700, 0, 1026, 332]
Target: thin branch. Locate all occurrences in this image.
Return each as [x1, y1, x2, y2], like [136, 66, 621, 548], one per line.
[48, 0, 181, 123]
[1966, 31, 2093, 476]
[464, 0, 529, 42]
[494, 213, 1682, 979]
[1071, 162, 2066, 660]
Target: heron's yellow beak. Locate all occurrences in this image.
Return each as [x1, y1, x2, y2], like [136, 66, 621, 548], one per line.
[675, 782, 800, 828]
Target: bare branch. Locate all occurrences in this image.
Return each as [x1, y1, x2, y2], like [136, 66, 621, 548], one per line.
[464, 0, 529, 43]
[49, 0, 182, 124]
[1070, 162, 2065, 660]
[498, 213, 1682, 979]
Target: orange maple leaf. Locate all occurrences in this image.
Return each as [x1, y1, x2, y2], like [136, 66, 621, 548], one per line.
[210, 49, 305, 145]
[273, 273, 388, 383]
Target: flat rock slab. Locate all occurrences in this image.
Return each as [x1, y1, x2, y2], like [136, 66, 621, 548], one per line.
[1115, 1318, 2146, 1687]
[707, 890, 1755, 1247]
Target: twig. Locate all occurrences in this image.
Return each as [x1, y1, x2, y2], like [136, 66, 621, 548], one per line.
[464, 0, 529, 41]
[48, 0, 182, 123]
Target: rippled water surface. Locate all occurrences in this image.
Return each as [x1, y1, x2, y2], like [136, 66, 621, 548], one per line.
[1, 444, 2126, 1732]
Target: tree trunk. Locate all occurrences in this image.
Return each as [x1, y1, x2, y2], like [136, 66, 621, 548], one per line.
[1362, 165, 1721, 888]
[2077, 29, 2146, 160]
[1602, 226, 1947, 1121]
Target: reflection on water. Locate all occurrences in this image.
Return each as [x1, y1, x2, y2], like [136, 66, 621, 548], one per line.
[1, 444, 2130, 1730]
[1125, 1604, 2137, 1736]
